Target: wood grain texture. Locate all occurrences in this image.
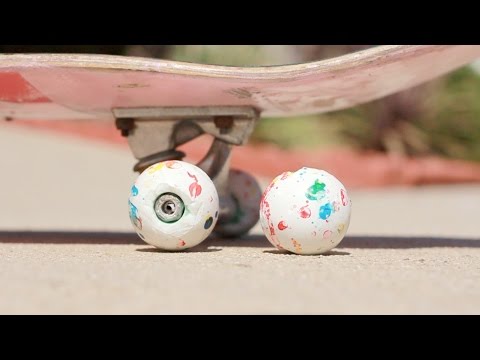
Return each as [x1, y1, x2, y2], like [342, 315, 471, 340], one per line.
[0, 45, 479, 120]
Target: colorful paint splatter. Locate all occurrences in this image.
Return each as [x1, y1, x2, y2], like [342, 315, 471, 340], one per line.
[305, 179, 326, 201]
[319, 203, 334, 220]
[260, 194, 282, 249]
[278, 221, 288, 230]
[299, 205, 311, 218]
[291, 238, 302, 253]
[204, 216, 214, 230]
[147, 162, 166, 174]
[341, 189, 348, 206]
[188, 172, 202, 199]
[128, 200, 142, 230]
[131, 185, 139, 197]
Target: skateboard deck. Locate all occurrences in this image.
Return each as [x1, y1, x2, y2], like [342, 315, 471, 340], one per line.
[1, 45, 480, 121]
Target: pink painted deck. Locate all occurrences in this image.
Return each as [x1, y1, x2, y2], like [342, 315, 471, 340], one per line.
[1, 45, 480, 121]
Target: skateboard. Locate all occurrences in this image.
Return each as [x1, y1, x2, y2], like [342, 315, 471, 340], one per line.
[1, 45, 480, 249]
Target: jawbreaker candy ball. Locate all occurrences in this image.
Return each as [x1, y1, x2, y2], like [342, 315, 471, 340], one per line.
[128, 160, 219, 251]
[259, 167, 352, 255]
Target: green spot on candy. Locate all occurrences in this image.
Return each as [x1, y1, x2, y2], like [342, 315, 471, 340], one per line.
[305, 179, 326, 201]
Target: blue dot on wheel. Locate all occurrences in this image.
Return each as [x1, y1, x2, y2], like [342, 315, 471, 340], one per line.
[204, 216, 214, 230]
[131, 185, 139, 196]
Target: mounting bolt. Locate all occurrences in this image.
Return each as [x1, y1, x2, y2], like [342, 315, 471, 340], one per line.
[214, 116, 234, 134]
[115, 118, 135, 137]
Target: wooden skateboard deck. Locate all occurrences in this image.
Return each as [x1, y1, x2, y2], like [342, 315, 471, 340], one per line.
[0, 45, 479, 121]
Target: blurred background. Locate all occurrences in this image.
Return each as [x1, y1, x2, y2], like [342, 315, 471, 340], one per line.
[2, 45, 480, 187]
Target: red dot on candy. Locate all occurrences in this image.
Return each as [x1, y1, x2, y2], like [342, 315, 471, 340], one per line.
[299, 205, 311, 219]
[278, 221, 288, 230]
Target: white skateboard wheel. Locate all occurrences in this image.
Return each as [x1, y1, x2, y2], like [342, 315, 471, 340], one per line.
[129, 160, 219, 251]
[214, 169, 262, 237]
[259, 167, 351, 255]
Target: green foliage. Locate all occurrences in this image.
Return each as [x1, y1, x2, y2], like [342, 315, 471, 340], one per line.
[338, 66, 480, 161]
[251, 113, 353, 149]
[254, 67, 480, 163]
[420, 66, 480, 161]
[171, 45, 274, 66]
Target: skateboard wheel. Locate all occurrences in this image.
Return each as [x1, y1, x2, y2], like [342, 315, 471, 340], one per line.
[214, 169, 263, 237]
[129, 160, 219, 251]
[259, 167, 351, 255]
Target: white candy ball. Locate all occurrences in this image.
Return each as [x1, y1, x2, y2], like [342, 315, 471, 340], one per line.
[129, 160, 219, 251]
[259, 167, 351, 255]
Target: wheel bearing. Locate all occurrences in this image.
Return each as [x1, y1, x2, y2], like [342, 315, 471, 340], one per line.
[154, 193, 185, 223]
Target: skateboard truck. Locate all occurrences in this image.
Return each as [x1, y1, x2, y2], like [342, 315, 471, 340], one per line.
[114, 106, 259, 225]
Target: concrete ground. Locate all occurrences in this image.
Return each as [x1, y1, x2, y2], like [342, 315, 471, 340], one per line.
[0, 124, 479, 314]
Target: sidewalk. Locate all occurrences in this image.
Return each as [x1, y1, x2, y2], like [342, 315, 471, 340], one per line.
[0, 124, 479, 314]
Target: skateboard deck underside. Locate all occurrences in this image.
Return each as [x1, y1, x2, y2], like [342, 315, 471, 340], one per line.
[0, 45, 479, 120]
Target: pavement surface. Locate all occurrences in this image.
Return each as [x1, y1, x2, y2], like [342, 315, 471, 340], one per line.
[1, 124, 479, 314]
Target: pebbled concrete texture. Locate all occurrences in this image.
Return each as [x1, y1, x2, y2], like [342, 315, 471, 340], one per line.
[0, 124, 479, 314]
